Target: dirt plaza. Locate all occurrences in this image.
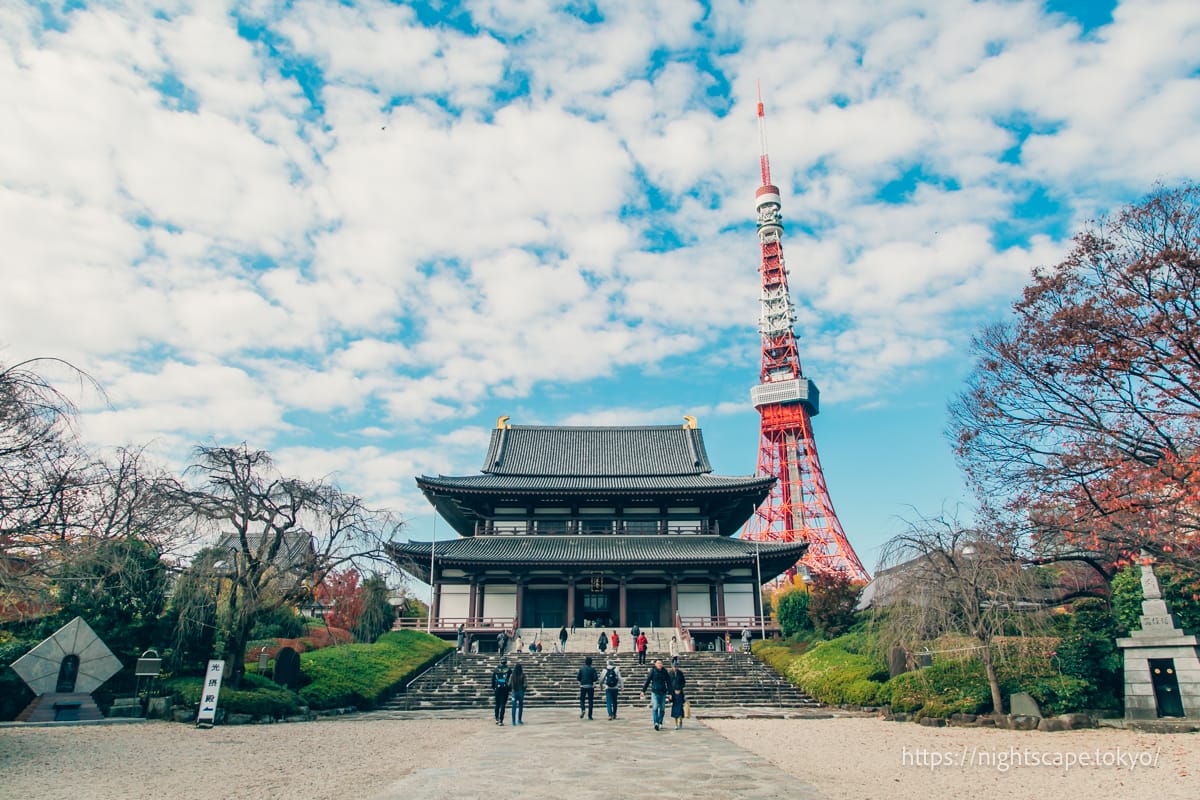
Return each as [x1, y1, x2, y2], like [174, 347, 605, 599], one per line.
[1, 708, 1197, 800]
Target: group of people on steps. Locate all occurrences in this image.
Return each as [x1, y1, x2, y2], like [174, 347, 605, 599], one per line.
[490, 652, 687, 731]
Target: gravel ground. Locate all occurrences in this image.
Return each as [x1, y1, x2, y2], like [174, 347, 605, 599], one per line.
[1, 715, 1197, 800]
[705, 717, 1198, 800]
[0, 719, 478, 800]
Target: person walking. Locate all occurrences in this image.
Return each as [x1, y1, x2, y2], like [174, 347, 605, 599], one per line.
[636, 631, 649, 665]
[601, 658, 623, 720]
[741, 627, 752, 653]
[668, 662, 687, 729]
[576, 656, 599, 720]
[491, 657, 512, 726]
[640, 659, 671, 731]
[630, 623, 640, 641]
[509, 662, 527, 726]
[456, 623, 465, 653]
[669, 635, 679, 667]
[597, 631, 608, 654]
[610, 630, 620, 654]
[724, 631, 732, 653]
[497, 629, 509, 657]
[558, 626, 568, 653]
[513, 633, 524, 654]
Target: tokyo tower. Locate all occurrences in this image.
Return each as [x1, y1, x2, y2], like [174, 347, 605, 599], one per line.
[742, 94, 870, 583]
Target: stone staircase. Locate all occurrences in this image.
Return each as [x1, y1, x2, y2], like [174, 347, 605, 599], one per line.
[389, 648, 820, 712]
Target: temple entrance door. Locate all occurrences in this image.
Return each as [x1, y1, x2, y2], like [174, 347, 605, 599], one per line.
[523, 589, 566, 629]
[627, 589, 670, 628]
[580, 589, 615, 628]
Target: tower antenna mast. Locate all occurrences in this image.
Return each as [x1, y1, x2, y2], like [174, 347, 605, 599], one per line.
[742, 92, 870, 583]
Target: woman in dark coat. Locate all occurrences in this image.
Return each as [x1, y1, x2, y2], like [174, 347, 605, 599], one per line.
[597, 631, 608, 653]
[668, 663, 687, 729]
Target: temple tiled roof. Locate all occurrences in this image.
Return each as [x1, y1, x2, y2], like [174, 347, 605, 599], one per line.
[387, 535, 809, 583]
[481, 425, 713, 476]
[416, 473, 773, 494]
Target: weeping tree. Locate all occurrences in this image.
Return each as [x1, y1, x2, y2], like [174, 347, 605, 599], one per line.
[176, 444, 401, 685]
[873, 512, 1052, 714]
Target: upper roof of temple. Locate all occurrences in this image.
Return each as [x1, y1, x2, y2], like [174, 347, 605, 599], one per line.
[481, 423, 713, 477]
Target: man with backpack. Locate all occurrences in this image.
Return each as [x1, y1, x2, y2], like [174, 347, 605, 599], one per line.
[576, 655, 599, 720]
[602, 658, 624, 720]
[491, 657, 512, 726]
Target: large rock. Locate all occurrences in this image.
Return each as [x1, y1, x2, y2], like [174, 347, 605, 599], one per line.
[1009, 692, 1042, 718]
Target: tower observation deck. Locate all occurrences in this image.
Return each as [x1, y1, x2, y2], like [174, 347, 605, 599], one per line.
[741, 95, 870, 583]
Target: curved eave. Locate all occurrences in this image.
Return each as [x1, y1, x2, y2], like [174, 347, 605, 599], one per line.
[415, 475, 775, 539]
[386, 537, 807, 585]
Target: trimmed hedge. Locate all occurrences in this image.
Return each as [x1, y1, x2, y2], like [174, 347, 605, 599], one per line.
[163, 672, 305, 718]
[297, 629, 451, 710]
[881, 659, 991, 718]
[785, 632, 888, 705]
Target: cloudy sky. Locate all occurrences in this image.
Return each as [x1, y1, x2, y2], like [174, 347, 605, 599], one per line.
[3, 0, 1198, 576]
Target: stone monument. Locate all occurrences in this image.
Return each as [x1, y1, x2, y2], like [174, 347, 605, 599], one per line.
[9, 616, 124, 722]
[1116, 556, 1200, 721]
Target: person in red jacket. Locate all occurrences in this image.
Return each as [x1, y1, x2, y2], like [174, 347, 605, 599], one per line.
[636, 632, 649, 665]
[610, 630, 620, 654]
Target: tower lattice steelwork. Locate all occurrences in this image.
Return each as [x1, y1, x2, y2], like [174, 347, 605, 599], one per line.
[741, 96, 870, 583]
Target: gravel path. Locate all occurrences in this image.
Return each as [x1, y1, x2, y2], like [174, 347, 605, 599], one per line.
[1, 713, 1196, 799]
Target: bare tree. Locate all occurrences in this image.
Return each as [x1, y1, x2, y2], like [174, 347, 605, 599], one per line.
[0, 359, 95, 619]
[872, 512, 1051, 714]
[177, 444, 402, 684]
[950, 184, 1200, 575]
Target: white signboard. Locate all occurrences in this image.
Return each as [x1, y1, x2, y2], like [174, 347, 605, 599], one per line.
[196, 659, 225, 726]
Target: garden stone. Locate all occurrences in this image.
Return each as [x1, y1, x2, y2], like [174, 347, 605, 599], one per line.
[1059, 713, 1093, 729]
[918, 717, 946, 727]
[226, 713, 254, 725]
[1009, 692, 1042, 718]
[274, 647, 301, 690]
[173, 708, 194, 723]
[147, 697, 173, 719]
[1038, 717, 1070, 732]
[1009, 714, 1040, 731]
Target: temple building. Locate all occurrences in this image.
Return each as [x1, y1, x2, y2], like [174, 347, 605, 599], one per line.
[387, 417, 809, 640]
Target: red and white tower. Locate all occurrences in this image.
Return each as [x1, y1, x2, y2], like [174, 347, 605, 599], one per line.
[742, 94, 870, 583]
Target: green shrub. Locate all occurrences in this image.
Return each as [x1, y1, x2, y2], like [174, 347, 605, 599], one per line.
[250, 606, 307, 640]
[775, 590, 812, 637]
[162, 673, 305, 718]
[0, 637, 37, 721]
[1051, 599, 1123, 711]
[1112, 564, 1200, 634]
[786, 633, 888, 705]
[881, 659, 991, 716]
[298, 629, 451, 710]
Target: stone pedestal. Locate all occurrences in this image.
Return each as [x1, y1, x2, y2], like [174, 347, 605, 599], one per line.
[1116, 560, 1200, 721]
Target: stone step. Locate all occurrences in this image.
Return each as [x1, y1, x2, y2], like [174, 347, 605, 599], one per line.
[393, 650, 818, 712]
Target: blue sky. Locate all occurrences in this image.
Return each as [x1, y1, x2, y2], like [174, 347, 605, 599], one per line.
[3, 0, 1198, 582]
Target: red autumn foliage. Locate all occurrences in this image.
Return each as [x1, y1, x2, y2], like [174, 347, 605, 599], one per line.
[244, 625, 353, 662]
[313, 568, 366, 632]
[951, 184, 1200, 575]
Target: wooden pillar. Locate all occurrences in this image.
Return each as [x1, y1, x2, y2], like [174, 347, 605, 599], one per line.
[431, 568, 441, 627]
[618, 577, 627, 628]
[566, 578, 576, 629]
[715, 578, 726, 619]
[468, 579, 478, 624]
[669, 579, 679, 628]
[515, 578, 525, 630]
